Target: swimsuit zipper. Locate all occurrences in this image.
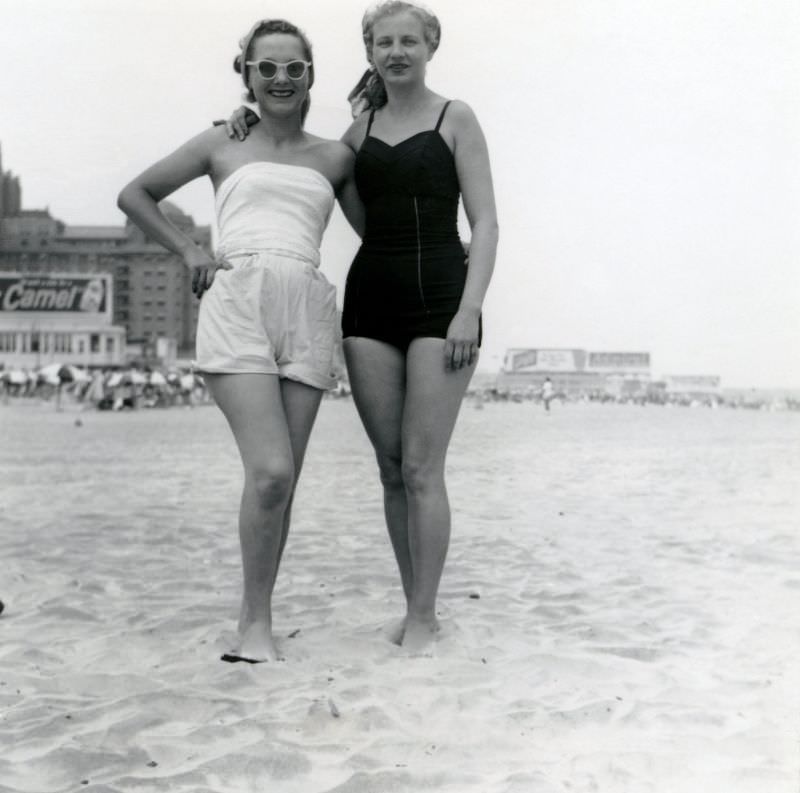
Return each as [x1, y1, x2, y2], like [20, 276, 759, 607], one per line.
[413, 196, 430, 314]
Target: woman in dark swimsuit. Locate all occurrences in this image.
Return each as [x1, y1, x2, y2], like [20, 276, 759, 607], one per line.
[339, 2, 497, 654]
[225, 1, 498, 654]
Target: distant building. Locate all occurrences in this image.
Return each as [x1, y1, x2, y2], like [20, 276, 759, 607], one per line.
[0, 143, 211, 363]
[0, 145, 22, 219]
[662, 375, 722, 400]
[497, 348, 651, 396]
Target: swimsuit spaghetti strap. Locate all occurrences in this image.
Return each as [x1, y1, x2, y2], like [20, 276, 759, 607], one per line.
[365, 108, 377, 136]
[434, 100, 452, 132]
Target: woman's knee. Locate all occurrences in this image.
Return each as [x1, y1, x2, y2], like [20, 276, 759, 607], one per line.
[248, 460, 295, 510]
[401, 452, 444, 495]
[376, 451, 404, 491]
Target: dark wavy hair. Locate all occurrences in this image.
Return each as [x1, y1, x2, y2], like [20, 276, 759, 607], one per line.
[349, 2, 441, 115]
[233, 19, 314, 121]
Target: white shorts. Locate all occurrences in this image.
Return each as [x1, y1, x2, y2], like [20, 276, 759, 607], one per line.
[195, 250, 338, 391]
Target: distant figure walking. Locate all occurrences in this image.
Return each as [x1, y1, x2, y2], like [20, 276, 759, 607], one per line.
[542, 377, 555, 412]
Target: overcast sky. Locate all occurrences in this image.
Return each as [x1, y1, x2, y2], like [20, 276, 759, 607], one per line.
[1, 0, 798, 387]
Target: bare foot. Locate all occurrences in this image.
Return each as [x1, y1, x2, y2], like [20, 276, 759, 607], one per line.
[400, 616, 439, 656]
[385, 617, 406, 646]
[230, 620, 281, 663]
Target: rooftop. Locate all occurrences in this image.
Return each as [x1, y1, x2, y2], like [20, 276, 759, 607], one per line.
[60, 226, 128, 240]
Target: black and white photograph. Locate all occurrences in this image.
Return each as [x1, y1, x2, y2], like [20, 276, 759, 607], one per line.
[1, 1, 798, 791]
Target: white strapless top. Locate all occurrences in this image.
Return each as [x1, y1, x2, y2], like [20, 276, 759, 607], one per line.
[215, 162, 335, 265]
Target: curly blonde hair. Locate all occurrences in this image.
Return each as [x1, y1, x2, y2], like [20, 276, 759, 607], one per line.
[352, 2, 441, 112]
[362, 1, 441, 53]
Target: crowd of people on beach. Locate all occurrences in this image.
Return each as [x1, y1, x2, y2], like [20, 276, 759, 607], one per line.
[467, 384, 800, 412]
[2, 363, 796, 414]
[0, 364, 210, 410]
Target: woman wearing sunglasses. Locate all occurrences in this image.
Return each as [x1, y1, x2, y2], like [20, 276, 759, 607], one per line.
[224, 1, 498, 655]
[118, 19, 363, 663]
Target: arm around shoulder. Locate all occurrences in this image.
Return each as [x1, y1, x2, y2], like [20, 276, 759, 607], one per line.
[329, 141, 364, 238]
[340, 112, 370, 155]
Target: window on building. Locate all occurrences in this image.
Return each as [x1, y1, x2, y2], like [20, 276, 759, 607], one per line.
[106, 337, 114, 353]
[90, 334, 100, 353]
[31, 333, 40, 353]
[54, 334, 72, 353]
[0, 333, 16, 352]
[78, 339, 85, 354]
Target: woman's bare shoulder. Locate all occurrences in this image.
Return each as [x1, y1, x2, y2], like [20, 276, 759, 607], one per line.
[304, 136, 355, 185]
[307, 135, 355, 163]
[445, 99, 478, 124]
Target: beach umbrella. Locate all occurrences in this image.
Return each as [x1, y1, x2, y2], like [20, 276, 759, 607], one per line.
[38, 362, 67, 385]
[107, 370, 146, 387]
[127, 369, 147, 386]
[2, 369, 28, 385]
[66, 366, 91, 384]
[147, 370, 168, 387]
[55, 364, 77, 383]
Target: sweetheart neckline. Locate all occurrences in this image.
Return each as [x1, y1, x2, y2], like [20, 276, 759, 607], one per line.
[363, 129, 452, 154]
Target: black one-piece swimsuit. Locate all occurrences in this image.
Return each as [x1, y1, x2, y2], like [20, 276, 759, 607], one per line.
[342, 101, 482, 351]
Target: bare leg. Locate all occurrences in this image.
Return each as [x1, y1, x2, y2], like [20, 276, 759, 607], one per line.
[344, 338, 410, 641]
[205, 373, 322, 662]
[275, 378, 325, 568]
[400, 339, 477, 653]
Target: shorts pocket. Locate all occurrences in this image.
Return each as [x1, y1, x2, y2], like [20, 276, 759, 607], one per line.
[306, 277, 337, 371]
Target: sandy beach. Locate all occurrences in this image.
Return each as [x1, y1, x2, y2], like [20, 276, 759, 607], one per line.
[0, 397, 798, 792]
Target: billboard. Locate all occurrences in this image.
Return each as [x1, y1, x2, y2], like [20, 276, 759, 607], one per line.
[587, 352, 650, 370]
[504, 349, 580, 373]
[0, 274, 109, 314]
[664, 375, 721, 393]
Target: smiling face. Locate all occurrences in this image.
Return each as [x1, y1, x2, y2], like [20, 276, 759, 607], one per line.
[369, 10, 432, 88]
[247, 32, 312, 118]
